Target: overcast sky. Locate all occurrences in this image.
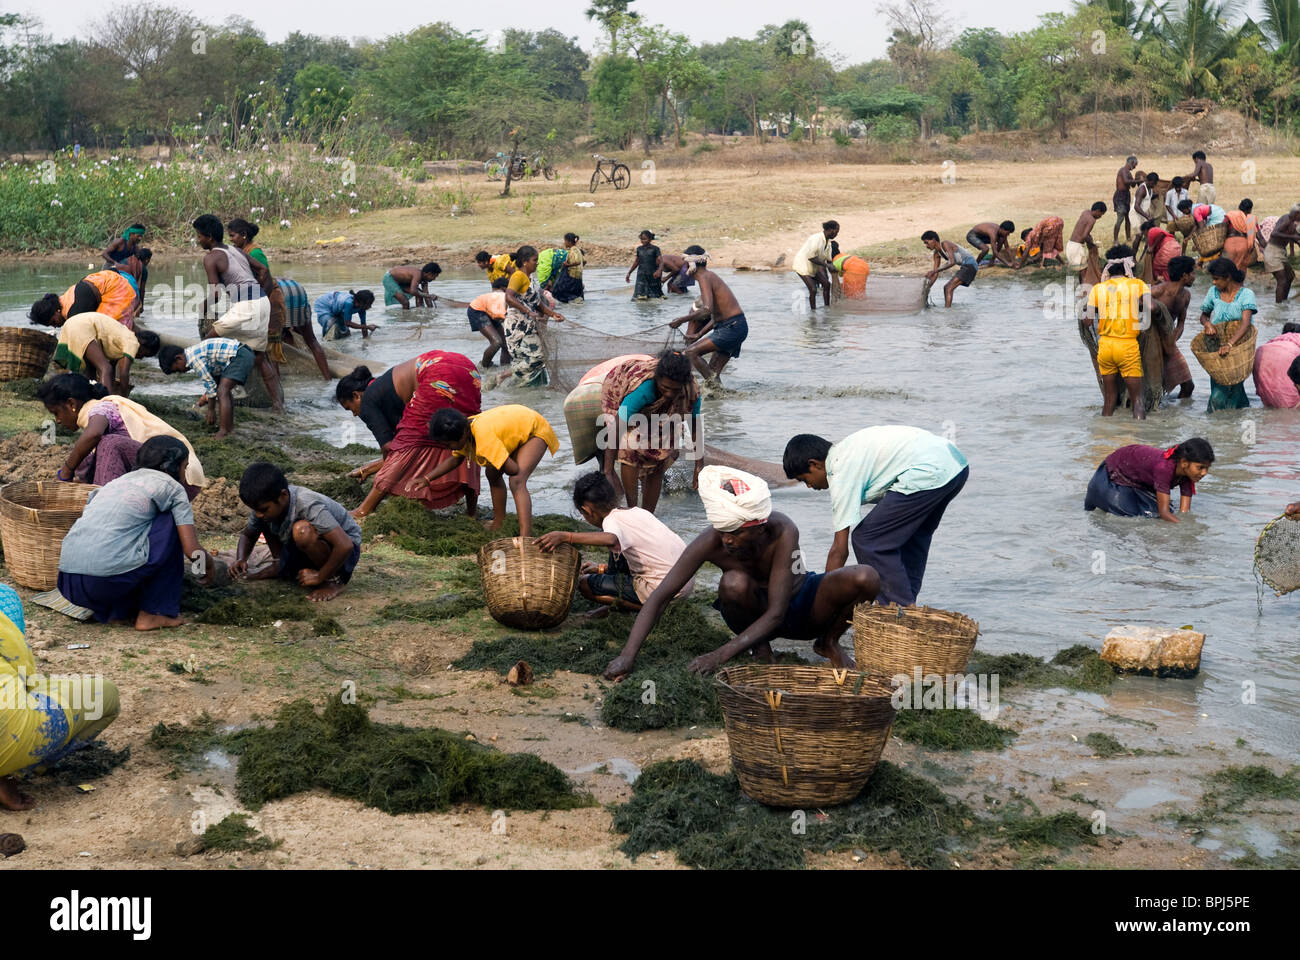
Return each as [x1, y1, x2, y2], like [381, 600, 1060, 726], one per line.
[13, 0, 1087, 65]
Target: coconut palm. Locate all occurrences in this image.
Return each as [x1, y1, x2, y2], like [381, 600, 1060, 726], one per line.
[1260, 0, 1300, 65]
[1151, 0, 1247, 97]
[1081, 0, 1161, 39]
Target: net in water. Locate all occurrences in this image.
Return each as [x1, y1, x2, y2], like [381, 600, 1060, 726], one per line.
[1254, 515, 1300, 596]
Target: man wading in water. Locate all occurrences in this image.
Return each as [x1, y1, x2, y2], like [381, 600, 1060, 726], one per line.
[602, 466, 879, 679]
[668, 253, 748, 383]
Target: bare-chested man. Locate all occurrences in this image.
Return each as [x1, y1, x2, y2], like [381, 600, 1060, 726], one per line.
[922, 230, 978, 307]
[656, 251, 692, 294]
[383, 263, 440, 309]
[601, 466, 879, 679]
[966, 221, 1017, 267]
[1068, 203, 1108, 280]
[1264, 204, 1300, 302]
[1186, 151, 1215, 205]
[1113, 156, 1139, 244]
[1150, 254, 1197, 398]
[667, 252, 747, 382]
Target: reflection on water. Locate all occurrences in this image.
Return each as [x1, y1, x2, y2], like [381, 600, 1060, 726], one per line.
[3, 259, 1299, 751]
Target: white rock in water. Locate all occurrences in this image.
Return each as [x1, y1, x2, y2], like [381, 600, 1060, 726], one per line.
[1101, 625, 1205, 678]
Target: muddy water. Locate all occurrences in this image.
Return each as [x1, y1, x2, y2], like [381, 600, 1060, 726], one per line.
[4, 260, 1298, 757]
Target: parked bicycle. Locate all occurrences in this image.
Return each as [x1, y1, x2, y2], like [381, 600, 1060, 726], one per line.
[590, 154, 631, 193]
[484, 151, 556, 182]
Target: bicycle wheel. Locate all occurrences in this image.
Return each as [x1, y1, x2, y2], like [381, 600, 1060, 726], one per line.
[485, 160, 503, 181]
[543, 164, 556, 181]
[590, 170, 601, 193]
[612, 164, 631, 190]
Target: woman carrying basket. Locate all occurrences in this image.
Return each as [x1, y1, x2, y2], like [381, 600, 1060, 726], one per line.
[1198, 258, 1256, 412]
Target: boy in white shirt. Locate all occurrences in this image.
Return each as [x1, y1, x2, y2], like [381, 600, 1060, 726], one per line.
[537, 472, 693, 615]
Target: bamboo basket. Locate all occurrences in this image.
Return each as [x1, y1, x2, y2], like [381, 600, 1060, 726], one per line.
[0, 482, 98, 589]
[0, 327, 56, 382]
[1169, 214, 1196, 237]
[1191, 320, 1256, 385]
[1193, 221, 1227, 256]
[853, 604, 980, 679]
[715, 664, 897, 807]
[477, 536, 579, 629]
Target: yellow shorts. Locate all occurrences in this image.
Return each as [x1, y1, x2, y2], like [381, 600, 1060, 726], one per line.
[1098, 336, 1142, 378]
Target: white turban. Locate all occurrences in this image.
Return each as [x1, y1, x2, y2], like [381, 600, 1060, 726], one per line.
[697, 465, 771, 532]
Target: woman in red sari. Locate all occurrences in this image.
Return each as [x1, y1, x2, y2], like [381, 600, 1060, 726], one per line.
[340, 351, 482, 519]
[1146, 224, 1181, 282]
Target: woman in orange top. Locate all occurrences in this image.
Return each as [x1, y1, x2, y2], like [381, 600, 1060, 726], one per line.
[1223, 200, 1258, 271]
[831, 252, 871, 299]
[28, 270, 140, 330]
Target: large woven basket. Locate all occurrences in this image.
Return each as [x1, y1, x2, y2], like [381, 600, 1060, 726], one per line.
[0, 481, 98, 589]
[1169, 214, 1195, 237]
[716, 664, 896, 807]
[1192, 221, 1227, 256]
[478, 536, 579, 629]
[853, 604, 980, 679]
[0, 327, 56, 382]
[1191, 320, 1257, 386]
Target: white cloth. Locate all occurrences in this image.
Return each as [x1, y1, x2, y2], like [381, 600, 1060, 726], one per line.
[1066, 240, 1088, 270]
[212, 296, 271, 351]
[792, 232, 831, 277]
[697, 464, 771, 532]
[602, 507, 694, 602]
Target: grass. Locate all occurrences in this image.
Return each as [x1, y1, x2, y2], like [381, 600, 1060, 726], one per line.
[202, 814, 281, 853]
[361, 497, 582, 556]
[968, 644, 1115, 693]
[1168, 765, 1300, 827]
[893, 707, 1018, 751]
[1084, 732, 1128, 758]
[181, 581, 343, 637]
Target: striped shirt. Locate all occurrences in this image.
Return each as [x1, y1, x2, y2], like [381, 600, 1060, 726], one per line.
[184, 338, 244, 397]
[277, 278, 311, 328]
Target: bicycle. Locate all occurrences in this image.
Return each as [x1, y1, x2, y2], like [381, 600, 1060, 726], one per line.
[485, 151, 556, 182]
[590, 154, 631, 193]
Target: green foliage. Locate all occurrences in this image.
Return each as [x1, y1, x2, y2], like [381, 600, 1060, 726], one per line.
[893, 707, 1017, 750]
[968, 645, 1115, 692]
[869, 114, 918, 143]
[361, 497, 581, 556]
[599, 665, 722, 730]
[181, 581, 344, 637]
[202, 814, 281, 852]
[293, 63, 353, 132]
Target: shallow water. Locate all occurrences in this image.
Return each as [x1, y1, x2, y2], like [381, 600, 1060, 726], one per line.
[4, 259, 1298, 754]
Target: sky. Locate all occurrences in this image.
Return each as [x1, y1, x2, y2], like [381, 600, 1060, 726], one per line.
[13, 0, 1083, 65]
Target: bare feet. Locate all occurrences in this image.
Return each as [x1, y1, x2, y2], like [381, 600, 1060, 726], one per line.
[349, 508, 369, 521]
[484, 519, 504, 532]
[213, 430, 230, 440]
[582, 606, 613, 621]
[136, 611, 184, 631]
[308, 582, 345, 602]
[813, 638, 855, 668]
[0, 777, 34, 811]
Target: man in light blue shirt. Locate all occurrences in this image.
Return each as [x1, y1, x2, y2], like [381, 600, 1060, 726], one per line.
[783, 426, 969, 606]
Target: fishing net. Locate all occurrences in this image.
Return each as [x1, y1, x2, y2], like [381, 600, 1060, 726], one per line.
[1076, 298, 1171, 412]
[541, 318, 683, 393]
[839, 274, 929, 313]
[1254, 515, 1300, 596]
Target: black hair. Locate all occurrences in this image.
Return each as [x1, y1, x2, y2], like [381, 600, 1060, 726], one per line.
[999, 220, 1015, 232]
[830, 240, 841, 256]
[1239, 199, 1253, 214]
[656, 350, 691, 383]
[1168, 255, 1196, 281]
[921, 230, 940, 242]
[1145, 172, 1159, 183]
[1193, 150, 1206, 161]
[135, 329, 161, 358]
[684, 244, 706, 256]
[564, 232, 579, 244]
[1288, 355, 1300, 387]
[128, 223, 146, 233]
[573, 470, 617, 511]
[239, 461, 288, 507]
[226, 217, 258, 240]
[491, 277, 509, 290]
[1139, 219, 1156, 234]
[1104, 244, 1134, 275]
[1171, 437, 1214, 465]
[640, 230, 655, 241]
[475, 251, 491, 264]
[1171, 176, 1183, 188]
[1206, 257, 1245, 284]
[513, 245, 538, 264]
[1282, 322, 1300, 335]
[1020, 228, 1031, 240]
[1091, 202, 1108, 214]
[28, 293, 61, 326]
[36, 372, 107, 406]
[335, 365, 372, 403]
[351, 289, 375, 309]
[192, 213, 224, 242]
[1179, 199, 1194, 213]
[429, 408, 470, 444]
[136, 436, 189, 482]
[422, 262, 441, 276]
[823, 220, 839, 231]
[135, 247, 153, 262]
[157, 344, 186, 374]
[783, 434, 833, 479]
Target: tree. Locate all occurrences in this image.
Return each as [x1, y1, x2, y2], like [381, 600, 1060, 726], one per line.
[698, 37, 774, 139]
[1152, 0, 1246, 98]
[589, 54, 642, 147]
[293, 63, 352, 132]
[501, 29, 589, 102]
[1259, 0, 1300, 66]
[585, 0, 640, 56]
[757, 21, 837, 142]
[625, 23, 711, 147]
[879, 0, 953, 137]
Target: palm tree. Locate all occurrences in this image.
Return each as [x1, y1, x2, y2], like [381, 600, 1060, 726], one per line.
[1260, 0, 1300, 65]
[1152, 0, 1246, 97]
[1081, 0, 1161, 39]
[585, 0, 639, 57]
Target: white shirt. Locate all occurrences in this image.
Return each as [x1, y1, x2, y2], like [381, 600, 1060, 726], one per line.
[793, 232, 832, 277]
[602, 507, 694, 602]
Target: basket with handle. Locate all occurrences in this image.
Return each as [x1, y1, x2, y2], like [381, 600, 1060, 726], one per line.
[1192, 221, 1227, 256]
[0, 481, 98, 589]
[715, 664, 897, 807]
[477, 536, 580, 629]
[1191, 319, 1256, 385]
[0, 327, 56, 382]
[852, 604, 980, 679]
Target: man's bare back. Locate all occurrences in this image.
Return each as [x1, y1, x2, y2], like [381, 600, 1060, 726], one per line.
[1191, 159, 1214, 185]
[1070, 210, 1098, 244]
[697, 268, 742, 320]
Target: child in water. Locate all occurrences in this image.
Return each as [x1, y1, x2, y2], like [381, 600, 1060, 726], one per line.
[420, 405, 559, 537]
[1084, 438, 1214, 522]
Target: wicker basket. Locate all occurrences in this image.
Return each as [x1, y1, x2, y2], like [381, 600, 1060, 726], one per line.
[716, 664, 897, 807]
[853, 604, 980, 679]
[1192, 221, 1227, 256]
[0, 481, 98, 589]
[1191, 320, 1257, 386]
[1169, 214, 1196, 237]
[477, 536, 579, 629]
[0, 327, 56, 382]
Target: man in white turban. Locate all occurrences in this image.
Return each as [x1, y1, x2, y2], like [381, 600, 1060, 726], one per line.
[603, 465, 879, 678]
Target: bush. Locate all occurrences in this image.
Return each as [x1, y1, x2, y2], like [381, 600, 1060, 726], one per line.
[832, 130, 853, 147]
[869, 115, 917, 144]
